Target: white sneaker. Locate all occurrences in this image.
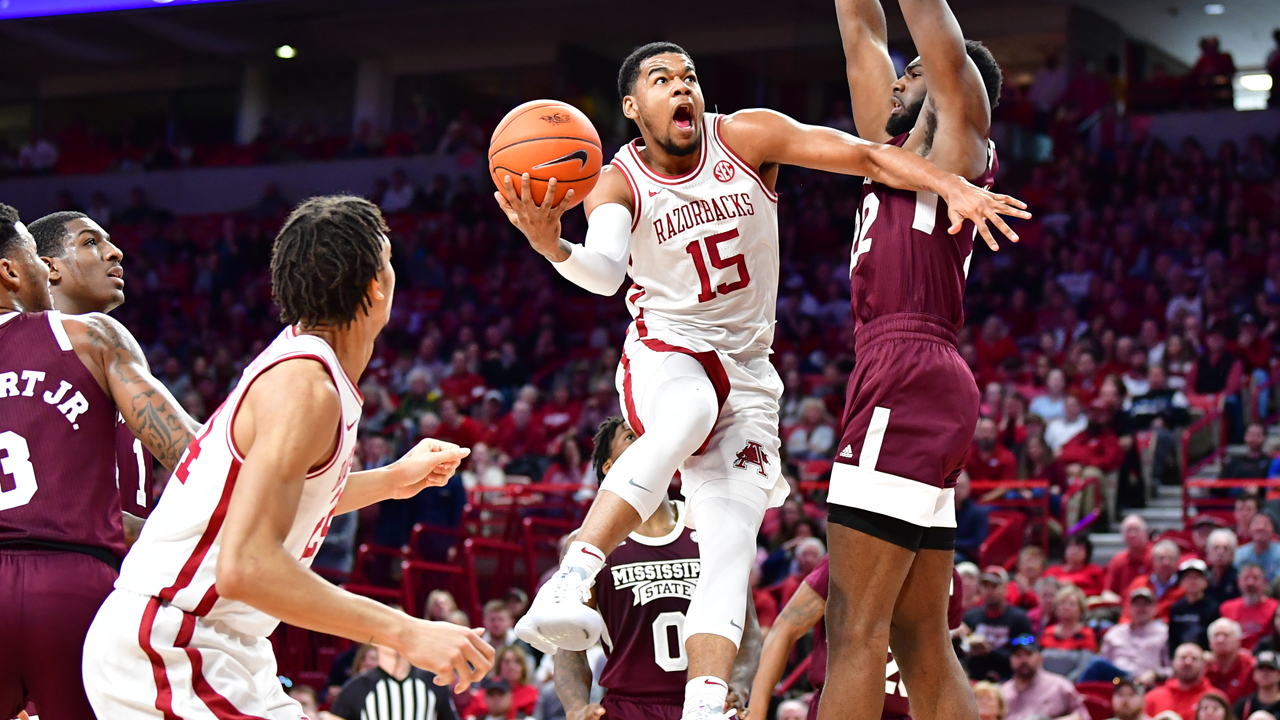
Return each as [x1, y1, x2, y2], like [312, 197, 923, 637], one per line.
[681, 705, 737, 720]
[514, 569, 603, 653]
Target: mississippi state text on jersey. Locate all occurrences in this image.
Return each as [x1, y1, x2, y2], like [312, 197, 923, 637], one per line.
[594, 503, 701, 703]
[0, 311, 124, 560]
[114, 325, 363, 637]
[611, 113, 779, 358]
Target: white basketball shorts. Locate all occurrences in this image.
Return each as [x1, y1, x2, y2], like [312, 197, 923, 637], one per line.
[83, 589, 306, 720]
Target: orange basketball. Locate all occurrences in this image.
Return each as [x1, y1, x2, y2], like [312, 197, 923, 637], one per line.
[489, 100, 602, 209]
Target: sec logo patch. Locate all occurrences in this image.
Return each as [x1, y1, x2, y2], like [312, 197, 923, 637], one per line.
[713, 160, 735, 183]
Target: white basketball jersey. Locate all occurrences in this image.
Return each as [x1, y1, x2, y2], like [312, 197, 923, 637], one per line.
[611, 113, 779, 357]
[115, 326, 363, 637]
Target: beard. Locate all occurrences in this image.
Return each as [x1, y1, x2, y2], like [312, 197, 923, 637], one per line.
[884, 96, 924, 137]
[650, 129, 700, 157]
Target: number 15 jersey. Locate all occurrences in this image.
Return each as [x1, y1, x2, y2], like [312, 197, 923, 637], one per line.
[611, 113, 779, 358]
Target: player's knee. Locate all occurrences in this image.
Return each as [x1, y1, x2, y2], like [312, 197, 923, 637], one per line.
[655, 376, 719, 443]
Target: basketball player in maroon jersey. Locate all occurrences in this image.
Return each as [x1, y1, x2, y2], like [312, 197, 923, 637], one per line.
[554, 417, 760, 720]
[30, 211, 153, 542]
[821, 1, 1011, 720]
[0, 203, 201, 720]
[748, 556, 964, 720]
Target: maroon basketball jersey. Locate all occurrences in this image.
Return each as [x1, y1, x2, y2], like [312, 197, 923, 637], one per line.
[0, 312, 125, 560]
[849, 134, 998, 332]
[116, 416, 152, 518]
[806, 558, 963, 719]
[594, 509, 701, 701]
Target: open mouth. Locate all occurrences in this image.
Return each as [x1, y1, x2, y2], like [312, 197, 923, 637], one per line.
[107, 267, 124, 284]
[890, 96, 903, 112]
[673, 105, 694, 131]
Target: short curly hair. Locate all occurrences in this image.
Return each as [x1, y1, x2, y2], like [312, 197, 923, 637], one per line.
[592, 416, 628, 482]
[270, 195, 388, 328]
[617, 41, 691, 101]
[28, 211, 87, 258]
[965, 40, 1003, 111]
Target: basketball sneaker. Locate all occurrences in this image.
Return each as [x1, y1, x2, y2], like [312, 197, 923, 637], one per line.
[514, 568, 603, 653]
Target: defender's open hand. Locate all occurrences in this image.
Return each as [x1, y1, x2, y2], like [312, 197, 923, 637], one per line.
[938, 178, 1030, 251]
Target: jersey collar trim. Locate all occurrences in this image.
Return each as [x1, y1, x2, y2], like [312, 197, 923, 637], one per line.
[627, 501, 687, 547]
[626, 117, 708, 186]
[0, 311, 17, 326]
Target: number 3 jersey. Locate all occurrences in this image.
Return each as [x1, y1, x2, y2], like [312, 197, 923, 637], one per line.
[611, 113, 779, 358]
[0, 311, 125, 560]
[115, 325, 363, 638]
[594, 502, 701, 702]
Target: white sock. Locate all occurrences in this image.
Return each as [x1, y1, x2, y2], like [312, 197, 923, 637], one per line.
[560, 541, 607, 581]
[683, 676, 728, 716]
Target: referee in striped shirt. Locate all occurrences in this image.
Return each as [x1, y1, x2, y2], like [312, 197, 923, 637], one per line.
[323, 644, 456, 720]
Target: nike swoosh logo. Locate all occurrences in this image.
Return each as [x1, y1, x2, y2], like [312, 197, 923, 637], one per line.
[345, 419, 358, 431]
[583, 548, 604, 561]
[704, 678, 727, 687]
[627, 478, 653, 493]
[533, 149, 590, 172]
[729, 619, 742, 630]
[647, 189, 660, 197]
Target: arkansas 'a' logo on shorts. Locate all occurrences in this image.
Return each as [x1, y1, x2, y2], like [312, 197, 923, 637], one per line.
[733, 441, 770, 477]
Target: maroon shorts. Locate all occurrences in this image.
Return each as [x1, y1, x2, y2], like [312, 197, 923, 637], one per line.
[827, 315, 979, 550]
[0, 549, 117, 720]
[602, 693, 683, 720]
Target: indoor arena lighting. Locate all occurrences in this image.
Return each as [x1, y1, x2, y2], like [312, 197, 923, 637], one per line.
[1204, 3, 1225, 14]
[275, 44, 296, 59]
[1240, 74, 1273, 92]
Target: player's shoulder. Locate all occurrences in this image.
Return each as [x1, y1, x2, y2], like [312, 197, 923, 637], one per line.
[61, 311, 145, 362]
[585, 163, 635, 217]
[245, 354, 342, 421]
[714, 108, 788, 152]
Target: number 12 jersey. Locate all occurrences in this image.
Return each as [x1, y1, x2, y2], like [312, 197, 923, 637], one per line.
[611, 113, 779, 358]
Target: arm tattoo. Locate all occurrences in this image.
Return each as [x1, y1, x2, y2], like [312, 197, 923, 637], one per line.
[777, 586, 826, 631]
[83, 314, 198, 470]
[553, 650, 593, 714]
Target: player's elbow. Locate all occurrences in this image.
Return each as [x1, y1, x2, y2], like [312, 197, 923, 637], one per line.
[215, 546, 261, 602]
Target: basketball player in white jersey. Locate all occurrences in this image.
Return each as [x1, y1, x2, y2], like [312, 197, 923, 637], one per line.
[82, 196, 494, 720]
[494, 42, 1027, 720]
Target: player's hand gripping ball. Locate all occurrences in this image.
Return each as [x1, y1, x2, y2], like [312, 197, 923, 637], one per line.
[488, 100, 602, 209]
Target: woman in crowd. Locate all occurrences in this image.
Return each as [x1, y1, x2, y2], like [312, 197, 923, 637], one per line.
[1008, 546, 1048, 610]
[466, 646, 538, 719]
[1198, 692, 1239, 720]
[973, 681, 1007, 720]
[1041, 585, 1099, 651]
[784, 397, 836, 460]
[1043, 534, 1106, 597]
[424, 589, 459, 622]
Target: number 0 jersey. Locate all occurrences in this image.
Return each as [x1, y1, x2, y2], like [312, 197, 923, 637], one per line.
[594, 502, 700, 702]
[611, 113, 779, 358]
[0, 311, 125, 561]
[115, 326, 363, 638]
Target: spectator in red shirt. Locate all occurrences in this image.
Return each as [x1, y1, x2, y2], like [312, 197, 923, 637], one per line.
[967, 417, 1019, 480]
[489, 399, 548, 467]
[1189, 36, 1237, 79]
[1043, 534, 1105, 596]
[977, 316, 1020, 370]
[1041, 585, 1098, 652]
[537, 383, 581, 438]
[1207, 617, 1258, 704]
[1058, 402, 1126, 473]
[750, 565, 778, 633]
[1145, 643, 1219, 720]
[1107, 514, 1154, 594]
[439, 349, 486, 406]
[1070, 351, 1101, 404]
[1124, 539, 1185, 622]
[1221, 564, 1280, 649]
[433, 397, 486, 449]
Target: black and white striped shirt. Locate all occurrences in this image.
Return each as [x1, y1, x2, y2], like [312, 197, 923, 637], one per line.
[328, 667, 457, 720]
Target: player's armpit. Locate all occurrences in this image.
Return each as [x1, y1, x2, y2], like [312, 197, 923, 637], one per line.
[834, 0, 897, 143]
[64, 312, 199, 470]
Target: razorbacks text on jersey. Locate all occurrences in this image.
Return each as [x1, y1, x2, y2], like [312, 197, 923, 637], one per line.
[0, 311, 125, 560]
[114, 325, 363, 637]
[593, 502, 701, 703]
[848, 133, 999, 332]
[611, 113, 779, 358]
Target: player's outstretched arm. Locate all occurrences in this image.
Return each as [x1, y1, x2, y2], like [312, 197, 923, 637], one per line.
[835, 0, 898, 142]
[215, 359, 493, 690]
[745, 583, 826, 720]
[896, 0, 992, 177]
[63, 312, 199, 470]
[494, 167, 634, 296]
[727, 599, 763, 715]
[719, 110, 1027, 249]
[334, 437, 469, 515]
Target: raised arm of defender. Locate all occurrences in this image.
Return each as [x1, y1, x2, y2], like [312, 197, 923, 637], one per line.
[717, 109, 1025, 248]
[63, 312, 199, 470]
[835, 0, 898, 143]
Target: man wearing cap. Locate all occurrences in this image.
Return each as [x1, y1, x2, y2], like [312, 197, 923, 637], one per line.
[1222, 563, 1280, 649]
[1169, 558, 1221, 651]
[1206, 617, 1258, 703]
[1000, 636, 1088, 720]
[1109, 679, 1150, 720]
[466, 678, 530, 720]
[1096, 586, 1170, 685]
[1144, 643, 1219, 720]
[1107, 515, 1154, 595]
[1193, 517, 1224, 560]
[965, 566, 1036, 681]
[1124, 540, 1185, 622]
[1223, 423, 1274, 481]
[1236, 511, 1280, 583]
[1235, 651, 1280, 719]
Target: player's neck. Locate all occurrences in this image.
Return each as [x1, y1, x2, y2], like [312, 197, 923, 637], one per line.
[50, 289, 96, 316]
[637, 134, 700, 177]
[635, 499, 677, 538]
[297, 324, 375, 390]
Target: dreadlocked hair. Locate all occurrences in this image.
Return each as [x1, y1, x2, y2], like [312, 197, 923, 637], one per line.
[0, 204, 23, 258]
[270, 195, 388, 328]
[29, 211, 87, 258]
[592, 416, 628, 482]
